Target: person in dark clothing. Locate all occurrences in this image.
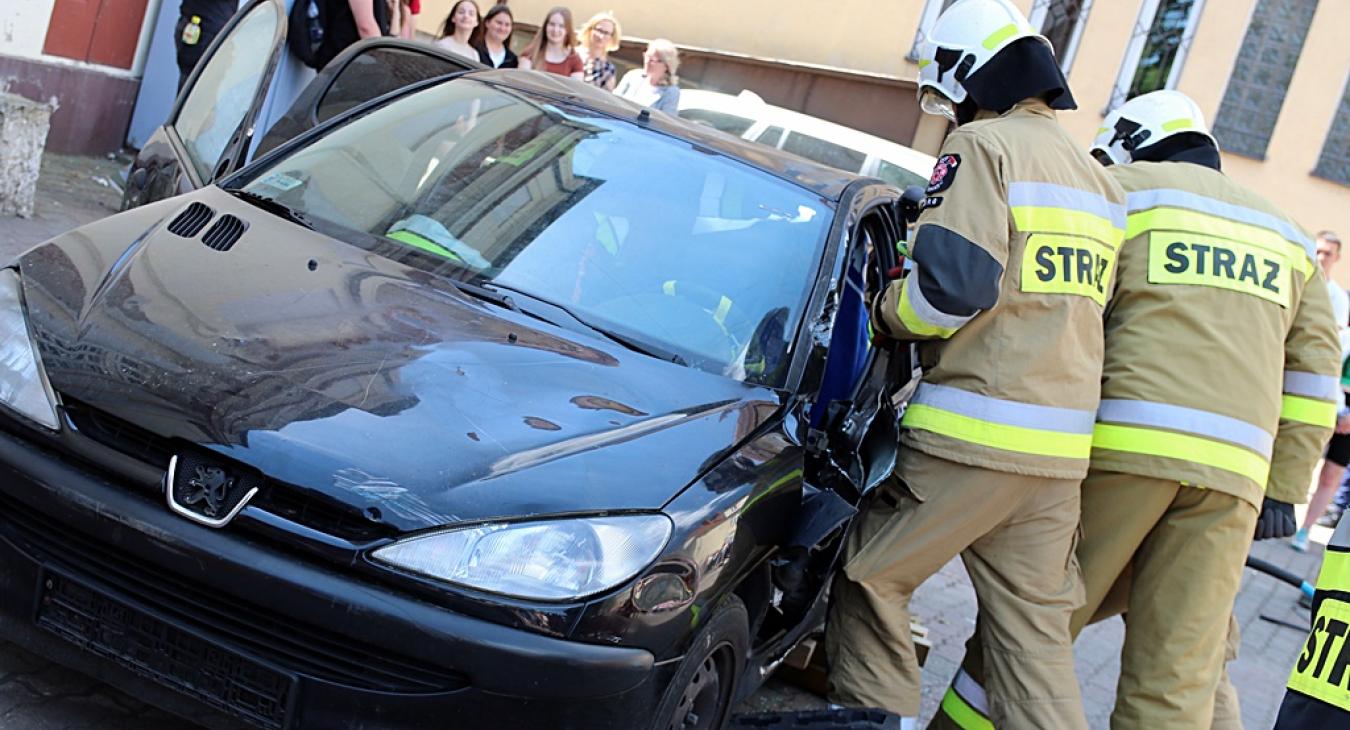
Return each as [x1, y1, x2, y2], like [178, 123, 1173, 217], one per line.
[471, 3, 517, 68]
[175, 0, 239, 89]
[313, 0, 391, 71]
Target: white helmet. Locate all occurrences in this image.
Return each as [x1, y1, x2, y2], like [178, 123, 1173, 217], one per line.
[1091, 90, 1216, 165]
[915, 0, 1045, 121]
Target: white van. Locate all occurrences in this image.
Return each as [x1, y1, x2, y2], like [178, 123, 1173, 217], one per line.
[678, 89, 935, 190]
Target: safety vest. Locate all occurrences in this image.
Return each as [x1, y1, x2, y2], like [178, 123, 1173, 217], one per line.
[1276, 519, 1350, 727]
[1087, 162, 1340, 508]
[880, 100, 1126, 480]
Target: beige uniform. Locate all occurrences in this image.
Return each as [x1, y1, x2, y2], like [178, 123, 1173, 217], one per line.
[934, 160, 1340, 729]
[826, 99, 1125, 728]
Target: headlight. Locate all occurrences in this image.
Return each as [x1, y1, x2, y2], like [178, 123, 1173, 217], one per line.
[0, 269, 58, 430]
[371, 514, 673, 601]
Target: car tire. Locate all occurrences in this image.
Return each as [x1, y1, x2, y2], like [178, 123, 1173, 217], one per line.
[650, 594, 750, 730]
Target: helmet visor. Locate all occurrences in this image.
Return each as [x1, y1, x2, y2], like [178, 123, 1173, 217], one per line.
[919, 87, 957, 123]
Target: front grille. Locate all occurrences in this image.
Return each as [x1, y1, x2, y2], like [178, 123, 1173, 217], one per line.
[39, 570, 294, 730]
[166, 201, 214, 238]
[61, 399, 393, 542]
[202, 214, 248, 251]
[1, 492, 467, 694]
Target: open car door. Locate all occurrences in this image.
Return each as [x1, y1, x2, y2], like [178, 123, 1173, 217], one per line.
[255, 38, 482, 157]
[123, 0, 288, 209]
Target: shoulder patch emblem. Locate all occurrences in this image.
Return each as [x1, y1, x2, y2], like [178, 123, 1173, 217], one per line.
[926, 154, 961, 194]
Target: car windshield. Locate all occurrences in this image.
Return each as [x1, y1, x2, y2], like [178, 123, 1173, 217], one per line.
[236, 78, 830, 387]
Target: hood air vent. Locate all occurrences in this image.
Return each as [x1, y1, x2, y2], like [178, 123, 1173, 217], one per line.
[201, 214, 248, 252]
[166, 202, 214, 238]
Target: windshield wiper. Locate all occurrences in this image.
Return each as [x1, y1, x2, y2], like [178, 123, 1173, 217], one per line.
[226, 188, 314, 230]
[483, 282, 688, 366]
[450, 279, 522, 314]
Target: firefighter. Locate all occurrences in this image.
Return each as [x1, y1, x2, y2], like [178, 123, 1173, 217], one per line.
[823, 1, 1124, 727]
[931, 90, 1340, 729]
[1275, 516, 1350, 728]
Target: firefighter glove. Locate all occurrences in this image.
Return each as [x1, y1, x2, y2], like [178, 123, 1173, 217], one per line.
[1253, 498, 1296, 540]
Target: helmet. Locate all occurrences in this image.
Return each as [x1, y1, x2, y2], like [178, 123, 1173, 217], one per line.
[915, 0, 1045, 122]
[1091, 90, 1216, 165]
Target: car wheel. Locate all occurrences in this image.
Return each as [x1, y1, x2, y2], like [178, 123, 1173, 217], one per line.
[651, 595, 749, 730]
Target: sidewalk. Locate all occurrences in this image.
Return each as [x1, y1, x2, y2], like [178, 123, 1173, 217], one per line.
[0, 152, 127, 260]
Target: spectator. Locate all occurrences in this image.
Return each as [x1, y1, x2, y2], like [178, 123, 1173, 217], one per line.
[315, 0, 391, 69]
[174, 0, 238, 89]
[519, 7, 583, 79]
[435, 0, 480, 61]
[1293, 230, 1350, 550]
[387, 0, 414, 39]
[472, 4, 518, 69]
[615, 39, 680, 115]
[577, 11, 621, 90]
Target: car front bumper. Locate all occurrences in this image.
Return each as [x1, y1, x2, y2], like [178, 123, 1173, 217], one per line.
[0, 427, 661, 729]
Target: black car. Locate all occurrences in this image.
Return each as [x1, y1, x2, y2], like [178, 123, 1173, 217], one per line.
[0, 3, 917, 729]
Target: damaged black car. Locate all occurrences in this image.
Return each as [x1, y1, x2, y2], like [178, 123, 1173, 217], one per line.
[0, 4, 918, 729]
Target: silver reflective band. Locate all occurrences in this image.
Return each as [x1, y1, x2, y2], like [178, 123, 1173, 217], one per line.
[1009, 182, 1127, 230]
[1331, 518, 1350, 549]
[907, 275, 977, 330]
[1284, 371, 1339, 400]
[1126, 188, 1314, 264]
[1097, 399, 1274, 458]
[911, 383, 1096, 434]
[953, 668, 989, 714]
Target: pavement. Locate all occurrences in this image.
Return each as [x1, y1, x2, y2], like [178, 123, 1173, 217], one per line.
[0, 153, 1335, 729]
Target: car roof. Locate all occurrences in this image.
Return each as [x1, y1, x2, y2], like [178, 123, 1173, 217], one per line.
[678, 89, 936, 178]
[467, 69, 863, 201]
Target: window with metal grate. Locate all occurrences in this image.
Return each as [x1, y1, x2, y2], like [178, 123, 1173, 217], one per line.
[201, 214, 248, 251]
[165, 201, 215, 238]
[1314, 75, 1350, 187]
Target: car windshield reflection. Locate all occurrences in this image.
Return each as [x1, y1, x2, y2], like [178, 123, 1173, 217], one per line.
[237, 79, 830, 387]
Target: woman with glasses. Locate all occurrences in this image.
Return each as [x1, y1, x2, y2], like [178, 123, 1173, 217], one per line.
[577, 11, 621, 90]
[615, 39, 680, 115]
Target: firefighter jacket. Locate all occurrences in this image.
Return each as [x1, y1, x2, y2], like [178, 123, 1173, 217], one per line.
[1276, 517, 1350, 727]
[875, 99, 1126, 479]
[1089, 160, 1340, 508]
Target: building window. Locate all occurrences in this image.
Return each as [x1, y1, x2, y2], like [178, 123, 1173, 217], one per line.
[908, 0, 960, 61]
[1211, 0, 1320, 160]
[1029, 0, 1094, 73]
[1106, 0, 1208, 111]
[1314, 75, 1350, 187]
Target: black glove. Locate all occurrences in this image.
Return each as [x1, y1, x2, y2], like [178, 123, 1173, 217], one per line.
[1253, 498, 1296, 540]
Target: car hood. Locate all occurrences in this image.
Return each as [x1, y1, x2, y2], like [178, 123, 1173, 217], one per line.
[16, 189, 784, 533]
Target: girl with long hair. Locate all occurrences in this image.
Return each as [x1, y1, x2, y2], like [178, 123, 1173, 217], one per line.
[471, 3, 518, 69]
[435, 0, 480, 61]
[519, 7, 582, 79]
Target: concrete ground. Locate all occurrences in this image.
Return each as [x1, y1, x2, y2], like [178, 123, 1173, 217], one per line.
[0, 154, 1334, 728]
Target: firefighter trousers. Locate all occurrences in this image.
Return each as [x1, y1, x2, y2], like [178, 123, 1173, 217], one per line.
[825, 448, 1087, 728]
[932, 469, 1257, 729]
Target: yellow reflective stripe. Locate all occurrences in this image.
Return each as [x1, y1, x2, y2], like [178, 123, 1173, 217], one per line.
[1092, 423, 1270, 487]
[940, 687, 995, 730]
[1319, 549, 1350, 593]
[1282, 394, 1337, 428]
[903, 403, 1092, 459]
[1146, 232, 1291, 307]
[1162, 117, 1194, 131]
[1095, 126, 1109, 136]
[1011, 206, 1125, 249]
[662, 280, 677, 296]
[1287, 595, 1350, 711]
[713, 295, 732, 326]
[917, 58, 932, 70]
[982, 23, 1019, 50]
[1126, 208, 1313, 277]
[897, 281, 957, 338]
[386, 230, 461, 261]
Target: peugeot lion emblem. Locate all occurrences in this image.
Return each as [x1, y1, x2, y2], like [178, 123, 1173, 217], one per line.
[165, 454, 259, 528]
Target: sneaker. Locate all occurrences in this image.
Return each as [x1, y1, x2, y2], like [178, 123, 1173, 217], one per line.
[1290, 528, 1309, 553]
[1317, 506, 1343, 528]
